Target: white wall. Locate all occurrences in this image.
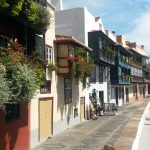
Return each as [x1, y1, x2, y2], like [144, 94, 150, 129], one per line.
[56, 8, 85, 44]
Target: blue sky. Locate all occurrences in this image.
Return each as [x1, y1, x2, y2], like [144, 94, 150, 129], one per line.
[63, 0, 150, 54]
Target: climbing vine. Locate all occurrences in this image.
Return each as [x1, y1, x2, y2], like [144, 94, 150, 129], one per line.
[68, 48, 95, 87]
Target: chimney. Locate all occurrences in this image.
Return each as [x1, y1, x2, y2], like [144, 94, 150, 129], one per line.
[141, 45, 144, 50]
[95, 16, 100, 22]
[112, 31, 115, 35]
[51, 0, 63, 11]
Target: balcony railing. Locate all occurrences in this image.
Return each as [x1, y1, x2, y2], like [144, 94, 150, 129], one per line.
[143, 65, 150, 72]
[100, 50, 115, 65]
[131, 60, 143, 69]
[131, 76, 143, 83]
[118, 75, 131, 84]
[118, 57, 131, 69]
[111, 75, 131, 85]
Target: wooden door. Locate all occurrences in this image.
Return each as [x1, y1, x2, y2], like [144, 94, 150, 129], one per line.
[80, 97, 85, 121]
[39, 98, 53, 140]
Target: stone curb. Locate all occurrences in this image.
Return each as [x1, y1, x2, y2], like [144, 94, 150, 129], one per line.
[113, 98, 149, 150]
[132, 101, 150, 150]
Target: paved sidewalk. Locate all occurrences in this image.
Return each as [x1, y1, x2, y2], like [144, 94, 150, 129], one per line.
[138, 102, 150, 150]
[113, 98, 149, 150]
[33, 98, 150, 150]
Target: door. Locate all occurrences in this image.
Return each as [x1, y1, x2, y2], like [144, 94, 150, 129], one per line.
[99, 91, 104, 105]
[126, 88, 129, 103]
[115, 88, 118, 105]
[39, 98, 53, 140]
[80, 97, 85, 121]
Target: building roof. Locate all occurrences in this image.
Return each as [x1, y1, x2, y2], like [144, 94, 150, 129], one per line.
[55, 35, 92, 51]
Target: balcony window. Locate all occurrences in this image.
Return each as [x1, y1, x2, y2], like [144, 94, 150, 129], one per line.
[35, 35, 44, 60]
[99, 38, 102, 49]
[99, 66, 104, 83]
[0, 35, 11, 47]
[64, 78, 72, 104]
[46, 45, 53, 62]
[89, 68, 96, 83]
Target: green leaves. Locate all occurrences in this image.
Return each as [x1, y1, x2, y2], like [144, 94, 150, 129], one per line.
[11, 0, 24, 16]
[27, 2, 38, 23]
[0, 40, 45, 107]
[0, 0, 9, 8]
[6, 64, 37, 103]
[1, 0, 51, 34]
[0, 65, 10, 107]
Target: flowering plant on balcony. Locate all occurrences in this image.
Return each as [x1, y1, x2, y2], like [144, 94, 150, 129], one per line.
[0, 39, 39, 107]
[69, 48, 95, 87]
[67, 55, 76, 62]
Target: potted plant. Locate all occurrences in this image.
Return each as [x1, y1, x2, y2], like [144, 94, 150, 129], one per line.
[47, 62, 56, 71]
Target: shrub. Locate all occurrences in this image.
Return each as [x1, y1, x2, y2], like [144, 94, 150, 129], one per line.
[6, 64, 37, 103]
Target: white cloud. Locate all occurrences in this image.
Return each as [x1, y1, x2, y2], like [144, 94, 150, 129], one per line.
[126, 11, 150, 55]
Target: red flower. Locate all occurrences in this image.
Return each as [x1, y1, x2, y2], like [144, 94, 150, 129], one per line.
[67, 55, 76, 62]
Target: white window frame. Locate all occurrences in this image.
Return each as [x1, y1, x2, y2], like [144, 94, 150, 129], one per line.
[46, 45, 53, 62]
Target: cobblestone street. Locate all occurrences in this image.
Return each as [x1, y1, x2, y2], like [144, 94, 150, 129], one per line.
[33, 98, 149, 150]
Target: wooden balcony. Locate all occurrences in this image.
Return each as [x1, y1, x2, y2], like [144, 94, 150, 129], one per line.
[118, 57, 131, 69]
[99, 50, 115, 65]
[57, 44, 71, 76]
[131, 76, 143, 83]
[111, 75, 131, 85]
[56, 35, 92, 76]
[131, 60, 142, 69]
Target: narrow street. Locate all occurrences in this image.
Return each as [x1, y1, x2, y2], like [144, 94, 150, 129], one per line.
[33, 98, 150, 150]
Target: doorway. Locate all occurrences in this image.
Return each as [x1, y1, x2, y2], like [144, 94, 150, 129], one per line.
[80, 97, 85, 121]
[39, 97, 53, 140]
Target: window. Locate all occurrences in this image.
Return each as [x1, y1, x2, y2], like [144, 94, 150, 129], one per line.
[46, 45, 53, 62]
[35, 35, 44, 60]
[5, 104, 20, 121]
[99, 38, 102, 49]
[64, 78, 72, 104]
[0, 35, 11, 47]
[99, 66, 104, 82]
[89, 68, 96, 83]
[40, 80, 51, 94]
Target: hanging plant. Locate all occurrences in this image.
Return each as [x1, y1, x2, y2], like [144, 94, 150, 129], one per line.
[1, 0, 51, 34]
[33, 3, 51, 34]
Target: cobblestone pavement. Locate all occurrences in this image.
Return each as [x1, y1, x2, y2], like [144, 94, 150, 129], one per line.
[33, 98, 150, 150]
